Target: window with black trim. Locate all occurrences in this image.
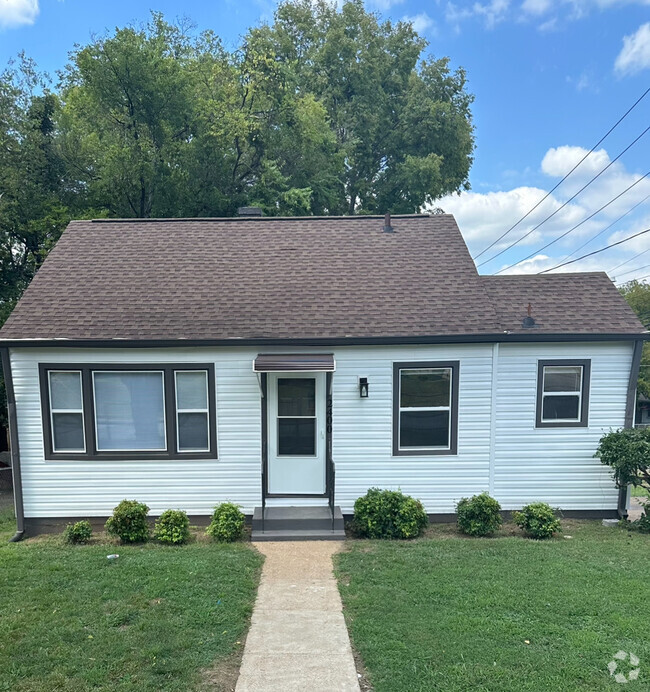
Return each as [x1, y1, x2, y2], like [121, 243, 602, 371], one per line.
[40, 364, 217, 460]
[393, 361, 459, 456]
[536, 359, 590, 428]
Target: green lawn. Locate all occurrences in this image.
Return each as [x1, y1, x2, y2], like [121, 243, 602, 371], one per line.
[0, 508, 262, 692]
[631, 486, 648, 497]
[336, 521, 650, 691]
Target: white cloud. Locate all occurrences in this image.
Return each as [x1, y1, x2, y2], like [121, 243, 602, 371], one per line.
[436, 144, 650, 279]
[402, 12, 435, 34]
[366, 0, 405, 10]
[521, 0, 551, 15]
[446, 0, 510, 28]
[615, 22, 650, 75]
[0, 0, 39, 29]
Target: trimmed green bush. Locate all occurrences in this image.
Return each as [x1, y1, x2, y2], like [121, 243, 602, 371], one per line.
[456, 492, 502, 536]
[62, 520, 93, 544]
[352, 488, 428, 539]
[207, 502, 245, 542]
[105, 500, 150, 543]
[513, 502, 561, 539]
[154, 509, 191, 545]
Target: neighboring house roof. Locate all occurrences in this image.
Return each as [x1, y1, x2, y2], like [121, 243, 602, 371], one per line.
[0, 214, 645, 343]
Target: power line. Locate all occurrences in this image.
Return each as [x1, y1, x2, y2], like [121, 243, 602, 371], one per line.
[560, 193, 650, 265]
[477, 123, 650, 268]
[615, 262, 650, 280]
[494, 171, 650, 274]
[534, 225, 650, 274]
[472, 86, 650, 261]
[608, 208, 650, 273]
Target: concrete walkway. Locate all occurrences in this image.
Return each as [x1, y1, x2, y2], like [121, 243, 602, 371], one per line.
[236, 542, 361, 692]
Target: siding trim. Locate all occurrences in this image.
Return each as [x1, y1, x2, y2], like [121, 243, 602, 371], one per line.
[392, 361, 460, 456]
[535, 359, 591, 428]
[488, 343, 499, 495]
[1, 348, 24, 540]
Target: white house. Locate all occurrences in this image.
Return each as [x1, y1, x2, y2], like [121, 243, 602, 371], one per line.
[0, 212, 645, 540]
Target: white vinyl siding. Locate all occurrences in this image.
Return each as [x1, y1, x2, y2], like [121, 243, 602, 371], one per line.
[9, 340, 633, 518]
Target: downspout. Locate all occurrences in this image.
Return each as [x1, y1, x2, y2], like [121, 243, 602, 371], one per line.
[1, 348, 25, 541]
[619, 339, 644, 518]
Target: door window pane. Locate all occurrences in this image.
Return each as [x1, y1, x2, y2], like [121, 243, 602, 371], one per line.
[400, 410, 450, 448]
[94, 372, 166, 451]
[178, 412, 209, 451]
[278, 418, 316, 455]
[543, 366, 582, 392]
[542, 395, 580, 421]
[50, 371, 83, 410]
[52, 412, 85, 451]
[400, 369, 450, 408]
[175, 371, 208, 410]
[278, 379, 315, 416]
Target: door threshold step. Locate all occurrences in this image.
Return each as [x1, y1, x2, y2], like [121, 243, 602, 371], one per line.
[251, 528, 346, 542]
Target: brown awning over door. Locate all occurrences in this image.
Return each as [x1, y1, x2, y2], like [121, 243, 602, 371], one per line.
[253, 353, 336, 372]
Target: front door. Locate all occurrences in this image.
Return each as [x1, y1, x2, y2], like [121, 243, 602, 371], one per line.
[267, 372, 326, 495]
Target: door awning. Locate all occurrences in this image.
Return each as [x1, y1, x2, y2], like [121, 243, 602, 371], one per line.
[253, 353, 336, 372]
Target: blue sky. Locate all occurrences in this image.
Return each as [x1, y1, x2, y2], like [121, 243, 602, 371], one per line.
[1, 0, 650, 280]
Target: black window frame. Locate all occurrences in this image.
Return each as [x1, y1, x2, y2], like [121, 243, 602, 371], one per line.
[39, 363, 217, 461]
[536, 359, 590, 429]
[392, 361, 460, 456]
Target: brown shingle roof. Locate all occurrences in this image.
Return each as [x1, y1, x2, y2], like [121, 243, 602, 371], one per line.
[0, 214, 644, 342]
[482, 273, 644, 334]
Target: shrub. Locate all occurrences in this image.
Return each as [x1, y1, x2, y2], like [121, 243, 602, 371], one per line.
[105, 499, 150, 543]
[629, 506, 650, 533]
[595, 427, 650, 492]
[62, 520, 93, 544]
[207, 502, 245, 542]
[456, 492, 502, 536]
[154, 509, 191, 545]
[352, 488, 428, 539]
[513, 502, 561, 539]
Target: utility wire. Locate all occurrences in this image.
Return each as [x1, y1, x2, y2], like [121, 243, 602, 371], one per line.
[477, 123, 650, 269]
[472, 86, 650, 261]
[608, 208, 650, 273]
[615, 262, 650, 280]
[559, 193, 650, 264]
[496, 171, 650, 274]
[533, 226, 650, 274]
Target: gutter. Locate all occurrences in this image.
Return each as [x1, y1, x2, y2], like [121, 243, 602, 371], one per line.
[1, 348, 25, 541]
[0, 332, 648, 349]
[619, 339, 644, 519]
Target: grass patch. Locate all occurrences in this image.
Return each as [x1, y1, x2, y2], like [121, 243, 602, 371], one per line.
[336, 521, 650, 691]
[0, 508, 262, 692]
[630, 486, 648, 497]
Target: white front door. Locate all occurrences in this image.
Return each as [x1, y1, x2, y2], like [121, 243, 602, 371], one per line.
[267, 372, 326, 495]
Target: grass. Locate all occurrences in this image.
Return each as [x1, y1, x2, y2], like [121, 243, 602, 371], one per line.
[630, 485, 648, 497]
[0, 508, 262, 692]
[336, 521, 650, 691]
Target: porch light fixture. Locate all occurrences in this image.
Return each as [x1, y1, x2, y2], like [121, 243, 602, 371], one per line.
[359, 376, 369, 398]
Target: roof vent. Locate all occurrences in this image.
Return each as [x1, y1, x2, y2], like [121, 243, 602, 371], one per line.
[383, 211, 394, 233]
[522, 302, 536, 328]
[238, 206, 263, 217]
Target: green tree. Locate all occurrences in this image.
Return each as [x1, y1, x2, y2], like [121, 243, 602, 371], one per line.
[619, 280, 650, 398]
[248, 0, 474, 213]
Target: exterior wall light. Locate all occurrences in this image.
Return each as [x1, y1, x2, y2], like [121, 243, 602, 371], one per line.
[358, 377, 369, 398]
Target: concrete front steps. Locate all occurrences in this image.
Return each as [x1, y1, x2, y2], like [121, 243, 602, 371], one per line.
[252, 506, 345, 541]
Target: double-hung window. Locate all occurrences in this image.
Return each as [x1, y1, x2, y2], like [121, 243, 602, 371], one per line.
[393, 361, 459, 455]
[536, 360, 590, 428]
[40, 364, 216, 460]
